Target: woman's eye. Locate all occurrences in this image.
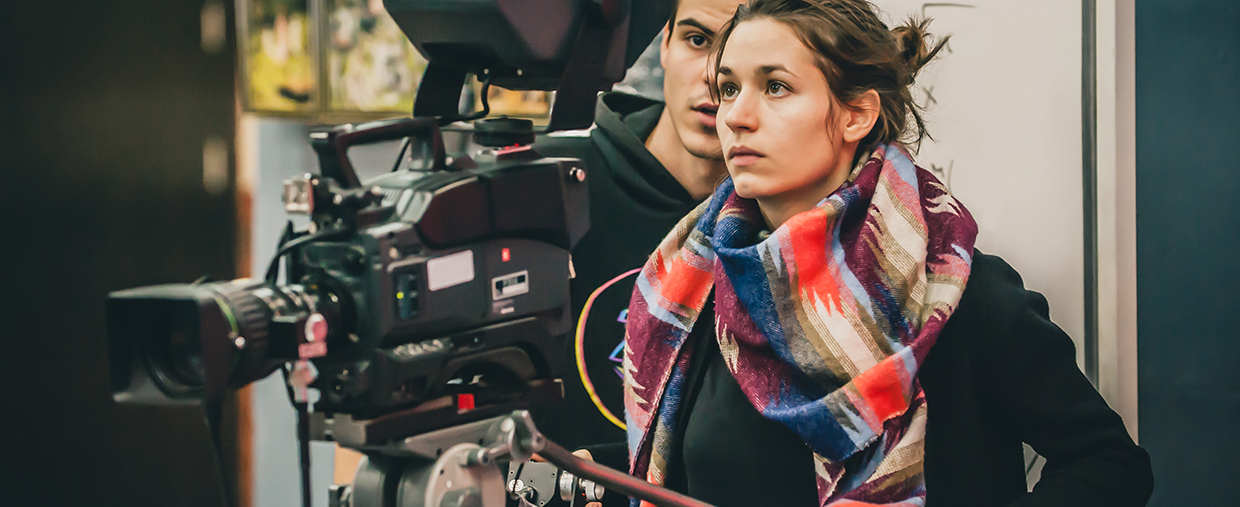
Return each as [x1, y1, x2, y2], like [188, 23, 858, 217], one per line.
[687, 34, 707, 48]
[768, 82, 789, 96]
[720, 83, 739, 98]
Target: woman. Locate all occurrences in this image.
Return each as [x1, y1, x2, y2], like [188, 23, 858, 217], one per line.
[619, 1, 1154, 506]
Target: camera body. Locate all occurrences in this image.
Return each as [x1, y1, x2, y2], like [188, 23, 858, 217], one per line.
[102, 2, 677, 506]
[108, 116, 588, 439]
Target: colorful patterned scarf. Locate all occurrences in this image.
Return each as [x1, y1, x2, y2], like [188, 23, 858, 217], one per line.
[623, 145, 978, 506]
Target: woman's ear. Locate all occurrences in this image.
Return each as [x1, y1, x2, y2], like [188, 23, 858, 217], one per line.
[841, 89, 881, 143]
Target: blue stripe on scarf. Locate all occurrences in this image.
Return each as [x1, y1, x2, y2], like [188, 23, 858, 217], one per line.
[762, 395, 873, 462]
[886, 144, 919, 188]
[625, 410, 641, 462]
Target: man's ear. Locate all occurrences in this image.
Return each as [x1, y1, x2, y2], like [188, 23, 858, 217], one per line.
[659, 22, 672, 69]
[841, 89, 881, 144]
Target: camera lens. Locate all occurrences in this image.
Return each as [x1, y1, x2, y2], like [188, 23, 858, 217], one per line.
[163, 313, 205, 386]
[145, 305, 207, 395]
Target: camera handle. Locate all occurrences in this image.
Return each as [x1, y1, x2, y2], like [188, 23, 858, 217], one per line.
[311, 117, 448, 189]
[335, 410, 713, 507]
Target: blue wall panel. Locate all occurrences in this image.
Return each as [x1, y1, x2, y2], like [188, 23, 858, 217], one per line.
[1136, 1, 1240, 504]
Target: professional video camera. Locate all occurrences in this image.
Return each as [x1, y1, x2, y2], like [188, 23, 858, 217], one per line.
[105, 2, 713, 507]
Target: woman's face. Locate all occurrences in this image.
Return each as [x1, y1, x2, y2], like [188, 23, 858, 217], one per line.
[715, 18, 851, 205]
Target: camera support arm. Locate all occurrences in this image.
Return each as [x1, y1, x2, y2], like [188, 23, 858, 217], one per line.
[340, 410, 714, 507]
[505, 412, 714, 507]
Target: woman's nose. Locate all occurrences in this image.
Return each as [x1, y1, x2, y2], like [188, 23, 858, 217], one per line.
[724, 90, 758, 133]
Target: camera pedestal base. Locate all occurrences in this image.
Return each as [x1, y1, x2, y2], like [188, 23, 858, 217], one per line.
[331, 411, 543, 507]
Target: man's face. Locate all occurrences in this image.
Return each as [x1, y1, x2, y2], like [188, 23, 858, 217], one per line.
[659, 0, 746, 160]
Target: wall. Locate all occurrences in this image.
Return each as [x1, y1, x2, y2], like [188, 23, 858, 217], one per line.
[875, 0, 1088, 362]
[1, 1, 241, 506]
[1135, 0, 1240, 504]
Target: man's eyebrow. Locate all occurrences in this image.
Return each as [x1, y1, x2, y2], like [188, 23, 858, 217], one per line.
[675, 18, 718, 37]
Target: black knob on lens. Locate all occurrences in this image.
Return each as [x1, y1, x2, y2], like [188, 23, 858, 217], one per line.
[473, 117, 534, 148]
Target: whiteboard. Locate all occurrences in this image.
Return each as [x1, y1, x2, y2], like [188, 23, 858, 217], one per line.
[875, 1, 1087, 359]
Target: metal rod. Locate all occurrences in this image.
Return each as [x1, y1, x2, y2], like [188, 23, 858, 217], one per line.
[1082, 0, 1100, 384]
[537, 440, 715, 507]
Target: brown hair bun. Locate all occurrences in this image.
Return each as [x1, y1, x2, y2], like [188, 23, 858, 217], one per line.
[892, 17, 941, 86]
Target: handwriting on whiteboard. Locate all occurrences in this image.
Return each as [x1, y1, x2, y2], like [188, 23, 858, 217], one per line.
[928, 160, 954, 190]
[916, 3, 973, 193]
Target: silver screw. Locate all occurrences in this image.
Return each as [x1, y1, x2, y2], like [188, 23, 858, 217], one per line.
[234, 336, 247, 349]
[568, 167, 586, 182]
[389, 247, 401, 260]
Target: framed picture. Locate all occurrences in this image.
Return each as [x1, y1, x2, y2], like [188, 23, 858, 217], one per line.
[323, 0, 425, 115]
[238, 0, 553, 120]
[238, 0, 317, 114]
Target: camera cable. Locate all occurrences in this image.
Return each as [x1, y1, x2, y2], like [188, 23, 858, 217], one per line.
[458, 72, 493, 123]
[265, 225, 350, 283]
[281, 365, 315, 507]
[391, 136, 411, 173]
[202, 395, 239, 507]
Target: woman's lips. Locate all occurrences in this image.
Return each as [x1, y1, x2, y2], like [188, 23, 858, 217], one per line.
[727, 146, 764, 166]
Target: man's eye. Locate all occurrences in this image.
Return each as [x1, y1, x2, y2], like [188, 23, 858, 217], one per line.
[687, 34, 707, 48]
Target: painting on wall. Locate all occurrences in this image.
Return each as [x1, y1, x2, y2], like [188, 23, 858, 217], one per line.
[239, 0, 428, 117]
[240, 0, 317, 113]
[324, 0, 426, 114]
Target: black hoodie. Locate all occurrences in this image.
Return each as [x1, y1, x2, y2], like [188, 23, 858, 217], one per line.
[532, 92, 702, 451]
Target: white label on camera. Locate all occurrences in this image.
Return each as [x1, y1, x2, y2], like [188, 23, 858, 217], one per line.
[492, 270, 529, 300]
[427, 250, 474, 291]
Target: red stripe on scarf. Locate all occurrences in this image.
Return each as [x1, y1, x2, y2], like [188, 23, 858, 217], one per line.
[656, 255, 713, 316]
[851, 355, 912, 422]
[785, 207, 841, 311]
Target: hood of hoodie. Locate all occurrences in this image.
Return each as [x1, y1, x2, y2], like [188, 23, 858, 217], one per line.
[588, 92, 698, 211]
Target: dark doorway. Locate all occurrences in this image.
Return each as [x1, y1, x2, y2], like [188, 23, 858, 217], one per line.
[1136, 1, 1240, 505]
[1, 1, 241, 506]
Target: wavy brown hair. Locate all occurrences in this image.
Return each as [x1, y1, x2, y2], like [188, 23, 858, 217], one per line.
[710, 0, 947, 154]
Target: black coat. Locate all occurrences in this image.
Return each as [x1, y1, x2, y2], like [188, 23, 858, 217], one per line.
[590, 252, 1153, 507]
[919, 252, 1154, 506]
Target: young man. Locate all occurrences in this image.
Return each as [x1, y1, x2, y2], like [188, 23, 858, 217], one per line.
[531, 0, 747, 452]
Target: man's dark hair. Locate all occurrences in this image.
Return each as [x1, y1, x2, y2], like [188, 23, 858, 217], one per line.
[667, 0, 681, 28]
